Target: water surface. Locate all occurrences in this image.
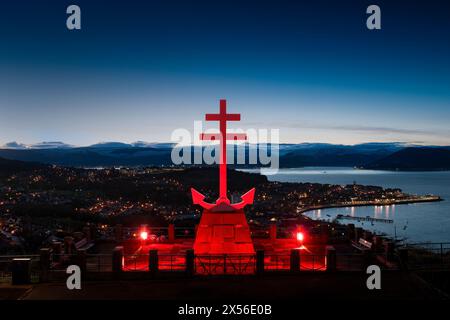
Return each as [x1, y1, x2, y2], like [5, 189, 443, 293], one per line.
[243, 167, 450, 243]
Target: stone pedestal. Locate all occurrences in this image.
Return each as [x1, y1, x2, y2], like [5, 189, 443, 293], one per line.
[185, 249, 195, 276]
[193, 209, 255, 254]
[326, 246, 336, 272]
[290, 249, 300, 272]
[112, 246, 124, 274]
[149, 250, 158, 274]
[39, 248, 51, 282]
[256, 250, 265, 275]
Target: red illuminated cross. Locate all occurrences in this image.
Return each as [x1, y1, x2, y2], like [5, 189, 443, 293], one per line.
[200, 99, 247, 204]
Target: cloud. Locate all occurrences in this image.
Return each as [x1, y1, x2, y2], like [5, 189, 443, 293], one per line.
[2, 141, 28, 149]
[1, 141, 74, 149]
[318, 125, 434, 136]
[246, 121, 449, 137]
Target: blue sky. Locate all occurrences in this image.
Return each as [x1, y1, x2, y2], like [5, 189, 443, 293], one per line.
[1, 0, 449, 146]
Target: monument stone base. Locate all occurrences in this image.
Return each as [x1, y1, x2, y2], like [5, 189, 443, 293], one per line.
[193, 209, 255, 254]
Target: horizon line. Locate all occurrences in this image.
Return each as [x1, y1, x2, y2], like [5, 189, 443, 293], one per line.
[1, 140, 450, 150]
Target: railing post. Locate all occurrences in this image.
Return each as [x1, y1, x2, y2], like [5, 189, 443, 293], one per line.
[326, 246, 336, 272]
[39, 248, 51, 282]
[168, 224, 175, 242]
[12, 258, 31, 285]
[112, 246, 124, 276]
[185, 249, 195, 276]
[290, 249, 300, 272]
[256, 250, 265, 275]
[149, 250, 159, 275]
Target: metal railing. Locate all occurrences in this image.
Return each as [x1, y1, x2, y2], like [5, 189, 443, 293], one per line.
[300, 254, 327, 271]
[123, 254, 149, 271]
[336, 253, 365, 271]
[195, 254, 256, 275]
[159, 254, 186, 271]
[87, 254, 112, 272]
[399, 242, 450, 270]
[7, 242, 450, 282]
[264, 254, 290, 271]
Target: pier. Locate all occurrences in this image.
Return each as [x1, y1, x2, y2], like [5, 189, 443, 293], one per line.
[335, 214, 393, 224]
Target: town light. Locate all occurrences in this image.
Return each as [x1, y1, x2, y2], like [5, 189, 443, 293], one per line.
[140, 230, 148, 241]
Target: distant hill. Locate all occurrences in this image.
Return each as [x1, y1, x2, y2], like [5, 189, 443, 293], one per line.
[0, 148, 173, 167]
[1, 141, 449, 170]
[365, 147, 450, 171]
[0, 157, 46, 176]
[279, 143, 403, 167]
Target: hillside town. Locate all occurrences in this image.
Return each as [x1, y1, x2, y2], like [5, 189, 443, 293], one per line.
[0, 165, 439, 254]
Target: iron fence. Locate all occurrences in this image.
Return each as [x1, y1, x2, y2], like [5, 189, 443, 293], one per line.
[5, 242, 450, 281]
[399, 242, 450, 270]
[264, 254, 290, 271]
[86, 254, 112, 272]
[300, 254, 327, 271]
[159, 254, 186, 271]
[195, 254, 256, 275]
[336, 253, 365, 271]
[123, 253, 149, 271]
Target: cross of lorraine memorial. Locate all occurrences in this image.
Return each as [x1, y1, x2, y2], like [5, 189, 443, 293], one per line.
[191, 99, 256, 254]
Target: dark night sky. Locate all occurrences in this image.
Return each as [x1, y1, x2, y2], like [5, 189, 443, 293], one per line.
[1, 0, 449, 145]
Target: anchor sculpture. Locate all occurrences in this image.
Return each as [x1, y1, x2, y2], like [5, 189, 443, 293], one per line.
[191, 99, 256, 254]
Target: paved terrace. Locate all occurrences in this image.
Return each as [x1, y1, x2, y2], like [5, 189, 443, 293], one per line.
[5, 272, 445, 300]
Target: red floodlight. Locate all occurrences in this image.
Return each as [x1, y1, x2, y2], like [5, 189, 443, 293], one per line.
[140, 230, 148, 241]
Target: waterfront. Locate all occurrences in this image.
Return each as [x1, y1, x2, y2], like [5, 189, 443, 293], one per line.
[244, 167, 450, 244]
